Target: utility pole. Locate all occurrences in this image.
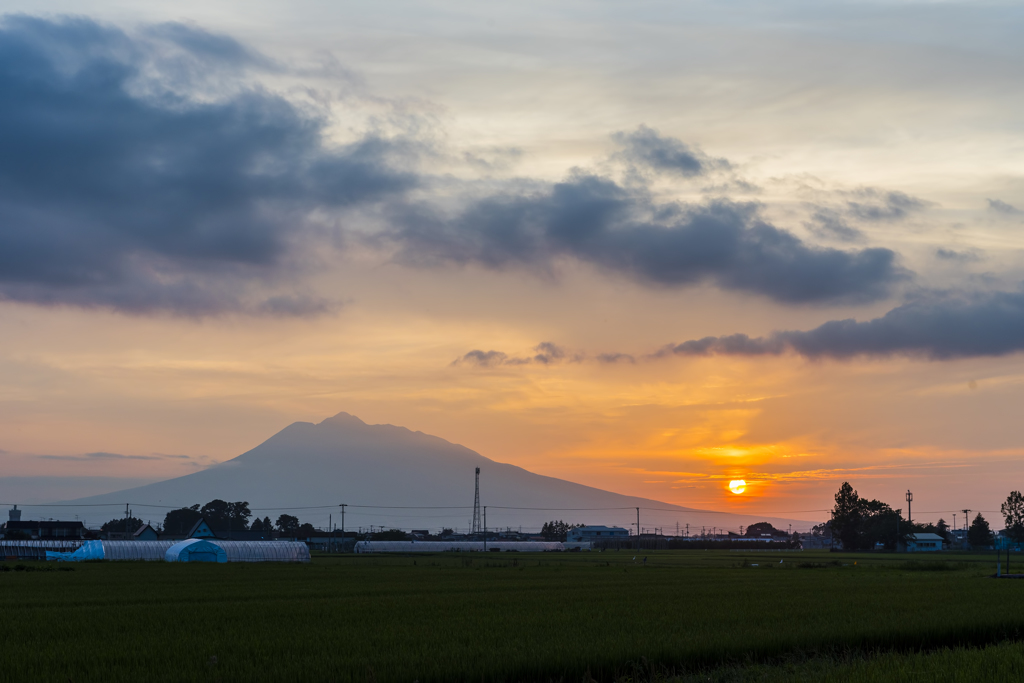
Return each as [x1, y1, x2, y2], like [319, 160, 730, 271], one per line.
[483, 506, 487, 552]
[962, 509, 971, 547]
[636, 507, 640, 551]
[906, 490, 913, 526]
[339, 504, 347, 552]
[124, 503, 129, 540]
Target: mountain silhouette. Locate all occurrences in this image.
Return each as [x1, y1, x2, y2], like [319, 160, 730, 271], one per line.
[46, 412, 814, 533]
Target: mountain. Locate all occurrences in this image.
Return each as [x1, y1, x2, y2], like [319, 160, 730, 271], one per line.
[42, 412, 816, 533]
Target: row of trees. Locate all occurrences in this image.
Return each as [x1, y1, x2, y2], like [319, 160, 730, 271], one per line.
[828, 482, 1024, 550]
[102, 500, 319, 537]
[541, 520, 582, 542]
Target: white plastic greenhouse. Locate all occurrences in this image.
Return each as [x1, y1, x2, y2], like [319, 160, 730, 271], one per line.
[35, 539, 310, 563]
[354, 541, 564, 553]
[165, 539, 227, 563]
[210, 540, 310, 562]
[1, 539, 84, 560]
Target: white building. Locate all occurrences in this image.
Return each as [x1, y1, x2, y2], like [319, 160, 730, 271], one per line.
[565, 526, 630, 548]
[907, 533, 944, 552]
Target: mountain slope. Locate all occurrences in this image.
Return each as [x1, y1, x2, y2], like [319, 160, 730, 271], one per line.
[47, 412, 817, 533]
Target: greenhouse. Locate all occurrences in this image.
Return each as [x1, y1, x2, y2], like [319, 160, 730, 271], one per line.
[165, 539, 227, 563]
[2, 539, 84, 561]
[212, 540, 310, 562]
[354, 541, 564, 553]
[29, 539, 310, 563]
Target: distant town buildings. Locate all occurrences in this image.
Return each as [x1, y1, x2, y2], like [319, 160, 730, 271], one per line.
[566, 526, 630, 545]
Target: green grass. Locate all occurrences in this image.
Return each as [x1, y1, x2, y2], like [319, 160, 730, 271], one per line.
[0, 549, 1021, 682]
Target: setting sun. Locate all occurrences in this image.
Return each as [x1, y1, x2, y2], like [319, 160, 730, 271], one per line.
[728, 479, 747, 495]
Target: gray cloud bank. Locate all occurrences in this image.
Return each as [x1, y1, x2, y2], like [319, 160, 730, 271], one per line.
[668, 289, 1024, 360]
[391, 177, 907, 305]
[0, 15, 918, 315]
[454, 289, 1024, 368]
[0, 16, 413, 315]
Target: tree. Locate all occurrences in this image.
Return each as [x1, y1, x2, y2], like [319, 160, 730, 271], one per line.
[1001, 491, 1024, 543]
[372, 528, 409, 541]
[250, 516, 274, 532]
[829, 482, 907, 551]
[745, 522, 785, 537]
[541, 520, 579, 542]
[968, 513, 993, 548]
[936, 518, 950, 542]
[276, 514, 300, 534]
[101, 517, 144, 534]
[162, 505, 202, 535]
[298, 523, 316, 539]
[200, 499, 251, 532]
[811, 522, 832, 539]
[830, 482, 865, 550]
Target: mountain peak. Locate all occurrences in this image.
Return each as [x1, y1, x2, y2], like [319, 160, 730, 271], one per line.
[318, 412, 368, 428]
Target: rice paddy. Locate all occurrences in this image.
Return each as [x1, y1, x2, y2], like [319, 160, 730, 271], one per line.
[1, 549, 1022, 682]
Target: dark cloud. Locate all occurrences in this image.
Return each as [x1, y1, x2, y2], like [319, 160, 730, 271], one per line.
[987, 199, 1022, 215]
[454, 342, 581, 367]
[453, 350, 507, 367]
[0, 16, 414, 315]
[596, 352, 636, 364]
[667, 289, 1024, 360]
[37, 451, 162, 461]
[935, 248, 981, 262]
[392, 175, 908, 305]
[804, 208, 864, 243]
[612, 125, 728, 177]
[846, 189, 929, 222]
[0, 17, 926, 315]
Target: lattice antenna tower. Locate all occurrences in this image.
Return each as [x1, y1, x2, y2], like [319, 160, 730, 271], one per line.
[471, 467, 482, 534]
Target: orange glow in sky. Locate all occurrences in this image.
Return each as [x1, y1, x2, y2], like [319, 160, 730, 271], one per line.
[1, 4, 1023, 521]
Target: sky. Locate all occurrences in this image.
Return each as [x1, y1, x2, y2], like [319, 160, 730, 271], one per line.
[1, 1, 1023, 524]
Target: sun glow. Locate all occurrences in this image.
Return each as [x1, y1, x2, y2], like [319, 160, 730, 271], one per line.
[728, 479, 747, 494]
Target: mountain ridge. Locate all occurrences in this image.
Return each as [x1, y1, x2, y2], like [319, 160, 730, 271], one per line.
[36, 411, 818, 532]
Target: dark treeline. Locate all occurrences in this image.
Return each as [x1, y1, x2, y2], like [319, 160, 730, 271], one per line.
[102, 500, 321, 537]
[827, 482, 1024, 550]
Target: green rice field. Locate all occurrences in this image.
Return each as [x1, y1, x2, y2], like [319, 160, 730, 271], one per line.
[1, 549, 1023, 682]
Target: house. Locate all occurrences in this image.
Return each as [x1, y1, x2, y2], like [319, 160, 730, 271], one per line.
[132, 523, 159, 541]
[3, 520, 86, 540]
[188, 518, 217, 539]
[186, 517, 272, 541]
[907, 533, 944, 552]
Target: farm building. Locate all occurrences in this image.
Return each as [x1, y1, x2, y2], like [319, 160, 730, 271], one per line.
[2, 520, 86, 540]
[133, 524, 159, 541]
[907, 533, 945, 552]
[355, 541, 564, 553]
[566, 526, 630, 543]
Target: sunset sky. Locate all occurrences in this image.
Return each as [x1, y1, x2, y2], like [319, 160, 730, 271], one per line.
[2, 1, 1023, 522]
